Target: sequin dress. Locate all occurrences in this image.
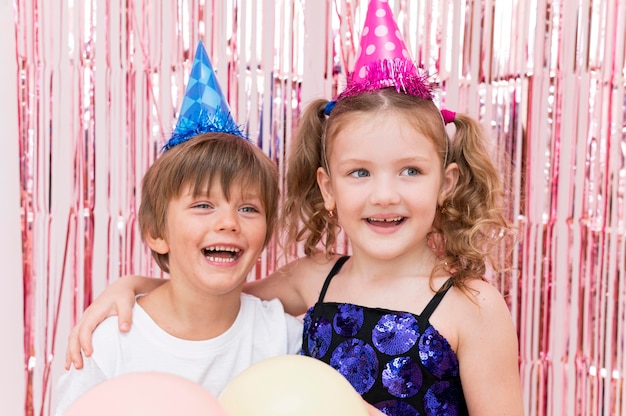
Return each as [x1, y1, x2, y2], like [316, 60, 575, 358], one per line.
[301, 256, 468, 416]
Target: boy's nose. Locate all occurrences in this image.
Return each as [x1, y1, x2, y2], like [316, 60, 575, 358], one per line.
[215, 208, 240, 232]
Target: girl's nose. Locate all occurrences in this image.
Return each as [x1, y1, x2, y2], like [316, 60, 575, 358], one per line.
[368, 177, 401, 206]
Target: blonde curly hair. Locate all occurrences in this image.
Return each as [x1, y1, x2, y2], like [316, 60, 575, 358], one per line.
[281, 88, 515, 291]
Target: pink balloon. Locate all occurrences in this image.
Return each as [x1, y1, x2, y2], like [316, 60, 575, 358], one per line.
[65, 372, 227, 416]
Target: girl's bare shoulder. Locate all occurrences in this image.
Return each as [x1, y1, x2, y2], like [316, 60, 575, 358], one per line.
[282, 253, 345, 288]
[444, 278, 512, 317]
[289, 252, 344, 274]
[434, 278, 514, 338]
[444, 278, 516, 346]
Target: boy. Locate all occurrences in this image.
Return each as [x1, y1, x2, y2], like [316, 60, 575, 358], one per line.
[55, 40, 302, 414]
[55, 132, 302, 414]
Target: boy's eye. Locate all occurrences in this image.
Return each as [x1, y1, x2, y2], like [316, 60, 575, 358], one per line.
[402, 167, 421, 176]
[240, 206, 260, 213]
[193, 203, 212, 209]
[349, 168, 370, 178]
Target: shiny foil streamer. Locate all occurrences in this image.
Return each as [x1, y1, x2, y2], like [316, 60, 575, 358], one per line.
[10, 0, 626, 415]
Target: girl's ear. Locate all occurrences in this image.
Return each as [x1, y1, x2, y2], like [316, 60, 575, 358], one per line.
[438, 162, 459, 205]
[146, 234, 170, 255]
[317, 167, 336, 211]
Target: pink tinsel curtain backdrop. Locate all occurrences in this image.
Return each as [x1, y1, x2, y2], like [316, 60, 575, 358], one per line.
[1, 0, 624, 415]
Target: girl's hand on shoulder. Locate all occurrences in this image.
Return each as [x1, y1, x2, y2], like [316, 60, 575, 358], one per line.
[64, 275, 164, 370]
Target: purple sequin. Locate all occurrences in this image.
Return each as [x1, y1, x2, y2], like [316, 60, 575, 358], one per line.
[424, 381, 463, 415]
[333, 304, 364, 337]
[305, 311, 332, 359]
[418, 326, 459, 379]
[373, 313, 420, 355]
[382, 357, 422, 398]
[330, 339, 378, 394]
[374, 400, 420, 416]
[302, 307, 312, 332]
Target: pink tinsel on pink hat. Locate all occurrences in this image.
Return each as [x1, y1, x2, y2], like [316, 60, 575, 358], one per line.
[353, 0, 411, 82]
[338, 0, 433, 101]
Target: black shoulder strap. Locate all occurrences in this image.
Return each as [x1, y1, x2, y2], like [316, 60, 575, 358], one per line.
[419, 278, 454, 323]
[317, 256, 350, 303]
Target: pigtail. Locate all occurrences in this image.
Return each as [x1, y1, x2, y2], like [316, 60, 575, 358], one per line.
[436, 113, 515, 285]
[282, 99, 337, 257]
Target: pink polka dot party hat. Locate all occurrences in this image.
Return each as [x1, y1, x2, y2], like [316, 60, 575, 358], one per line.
[338, 0, 433, 101]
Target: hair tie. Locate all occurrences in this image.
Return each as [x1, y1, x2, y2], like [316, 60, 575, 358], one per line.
[441, 109, 456, 125]
[324, 100, 337, 116]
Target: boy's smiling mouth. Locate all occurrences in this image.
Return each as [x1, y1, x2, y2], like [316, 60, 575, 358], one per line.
[202, 246, 242, 262]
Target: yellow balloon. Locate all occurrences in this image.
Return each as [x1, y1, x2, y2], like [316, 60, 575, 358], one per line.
[218, 355, 369, 416]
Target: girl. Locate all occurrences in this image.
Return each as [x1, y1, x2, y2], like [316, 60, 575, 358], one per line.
[65, 87, 524, 415]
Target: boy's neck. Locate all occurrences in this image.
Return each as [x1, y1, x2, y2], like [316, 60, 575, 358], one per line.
[137, 282, 242, 341]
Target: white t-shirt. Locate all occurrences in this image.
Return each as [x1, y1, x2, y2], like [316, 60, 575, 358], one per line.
[54, 293, 303, 415]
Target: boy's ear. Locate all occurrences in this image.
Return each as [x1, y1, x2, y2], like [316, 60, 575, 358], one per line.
[317, 167, 336, 211]
[146, 234, 170, 254]
[438, 162, 459, 205]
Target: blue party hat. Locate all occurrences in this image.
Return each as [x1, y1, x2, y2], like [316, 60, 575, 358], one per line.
[163, 40, 244, 151]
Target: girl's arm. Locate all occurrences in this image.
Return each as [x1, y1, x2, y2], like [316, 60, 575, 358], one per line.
[244, 258, 311, 316]
[244, 253, 340, 316]
[65, 275, 165, 370]
[244, 265, 307, 316]
[456, 281, 524, 415]
[64, 259, 311, 370]
[65, 254, 337, 369]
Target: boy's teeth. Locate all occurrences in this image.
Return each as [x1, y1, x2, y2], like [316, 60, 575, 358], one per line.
[205, 255, 236, 263]
[206, 246, 240, 252]
[202, 246, 241, 261]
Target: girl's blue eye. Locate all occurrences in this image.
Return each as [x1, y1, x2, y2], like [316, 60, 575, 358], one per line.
[194, 203, 211, 209]
[349, 169, 370, 178]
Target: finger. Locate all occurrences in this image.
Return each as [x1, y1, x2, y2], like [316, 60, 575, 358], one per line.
[77, 320, 96, 360]
[64, 343, 72, 370]
[66, 325, 85, 370]
[117, 301, 133, 332]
